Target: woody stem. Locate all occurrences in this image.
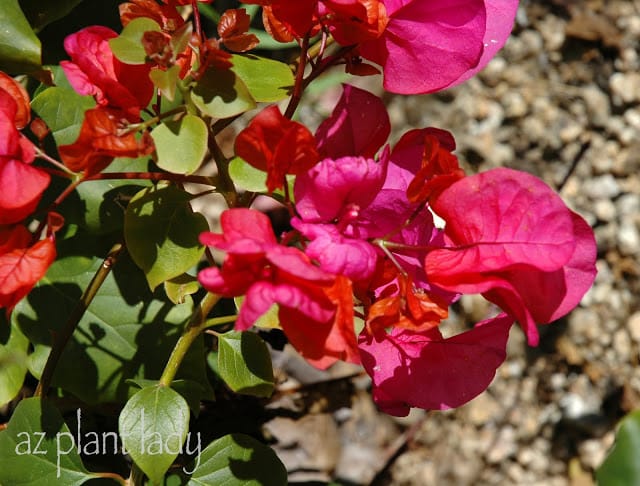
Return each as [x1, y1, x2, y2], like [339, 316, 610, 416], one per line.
[34, 243, 125, 398]
[284, 34, 311, 119]
[85, 171, 217, 186]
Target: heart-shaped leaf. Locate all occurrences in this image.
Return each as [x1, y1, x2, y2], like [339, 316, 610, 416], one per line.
[31, 86, 96, 147]
[217, 331, 274, 397]
[151, 114, 208, 175]
[228, 156, 268, 192]
[125, 184, 208, 290]
[0, 398, 96, 485]
[150, 65, 181, 102]
[58, 156, 150, 235]
[119, 385, 190, 484]
[0, 321, 29, 406]
[187, 433, 286, 485]
[13, 230, 210, 404]
[230, 54, 293, 102]
[190, 69, 255, 119]
[109, 17, 161, 65]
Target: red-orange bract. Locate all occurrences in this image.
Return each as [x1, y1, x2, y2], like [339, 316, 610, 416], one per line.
[245, 0, 387, 44]
[120, 0, 185, 31]
[0, 226, 56, 315]
[235, 105, 320, 192]
[199, 209, 360, 368]
[61, 26, 154, 121]
[218, 9, 260, 52]
[406, 128, 465, 204]
[0, 72, 31, 129]
[58, 107, 154, 175]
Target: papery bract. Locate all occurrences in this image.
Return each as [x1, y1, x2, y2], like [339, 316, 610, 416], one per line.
[451, 0, 523, 88]
[292, 221, 379, 281]
[198, 209, 363, 367]
[406, 130, 465, 204]
[246, 0, 387, 44]
[481, 212, 597, 342]
[294, 154, 387, 223]
[218, 9, 260, 52]
[0, 226, 56, 314]
[0, 72, 31, 129]
[61, 26, 154, 120]
[199, 209, 360, 367]
[292, 154, 389, 280]
[366, 274, 449, 334]
[120, 0, 185, 31]
[58, 107, 154, 175]
[245, 0, 317, 40]
[318, 276, 361, 365]
[298, 89, 448, 285]
[358, 313, 514, 415]
[235, 106, 319, 192]
[320, 0, 388, 45]
[360, 0, 519, 94]
[315, 84, 390, 160]
[0, 89, 50, 225]
[425, 168, 597, 345]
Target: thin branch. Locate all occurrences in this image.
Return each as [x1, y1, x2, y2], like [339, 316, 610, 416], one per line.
[35, 147, 76, 176]
[86, 171, 217, 187]
[34, 243, 126, 398]
[558, 137, 591, 192]
[284, 34, 311, 119]
[158, 292, 221, 387]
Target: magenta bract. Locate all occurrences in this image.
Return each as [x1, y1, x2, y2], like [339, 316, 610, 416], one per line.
[425, 168, 597, 345]
[359, 313, 514, 415]
[361, 0, 519, 94]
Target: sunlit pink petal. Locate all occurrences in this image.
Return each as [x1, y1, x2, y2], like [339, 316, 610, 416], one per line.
[358, 313, 513, 415]
[315, 84, 390, 159]
[295, 155, 388, 222]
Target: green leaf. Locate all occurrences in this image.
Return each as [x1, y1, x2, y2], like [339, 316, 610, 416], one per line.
[66, 157, 150, 234]
[191, 69, 255, 119]
[227, 157, 294, 198]
[18, 0, 85, 32]
[165, 274, 200, 305]
[187, 433, 286, 486]
[151, 114, 208, 175]
[126, 378, 206, 416]
[230, 54, 294, 102]
[109, 17, 161, 65]
[31, 86, 95, 147]
[0, 322, 29, 406]
[125, 184, 208, 290]
[0, 398, 96, 485]
[217, 331, 274, 397]
[596, 409, 640, 485]
[13, 231, 211, 404]
[0, 0, 41, 74]
[119, 385, 190, 484]
[228, 156, 268, 193]
[150, 65, 181, 102]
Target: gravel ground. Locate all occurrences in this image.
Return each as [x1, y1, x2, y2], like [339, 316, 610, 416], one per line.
[262, 1, 640, 484]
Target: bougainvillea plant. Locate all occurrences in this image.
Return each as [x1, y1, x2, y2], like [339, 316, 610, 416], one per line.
[0, 0, 596, 484]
